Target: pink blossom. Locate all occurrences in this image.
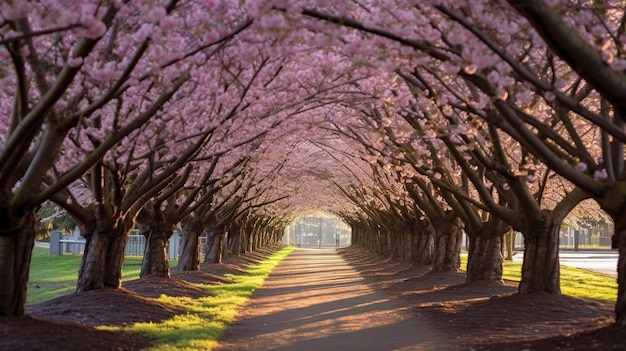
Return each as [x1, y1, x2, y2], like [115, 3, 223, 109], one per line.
[487, 71, 500, 85]
[54, 99, 68, 113]
[67, 57, 83, 68]
[575, 162, 587, 172]
[543, 91, 556, 102]
[55, 9, 79, 26]
[441, 61, 459, 74]
[1, 2, 31, 21]
[447, 26, 467, 45]
[145, 6, 166, 23]
[422, 27, 440, 42]
[594, 169, 608, 181]
[81, 16, 107, 39]
[160, 16, 182, 31]
[516, 90, 534, 106]
[90, 67, 112, 82]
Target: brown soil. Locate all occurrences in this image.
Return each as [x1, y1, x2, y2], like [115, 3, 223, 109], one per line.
[339, 247, 623, 350]
[1, 245, 625, 350]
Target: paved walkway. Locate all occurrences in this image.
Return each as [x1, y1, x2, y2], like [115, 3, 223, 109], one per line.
[217, 249, 446, 351]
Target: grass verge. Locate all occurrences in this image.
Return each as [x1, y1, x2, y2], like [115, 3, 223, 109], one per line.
[102, 246, 295, 351]
[28, 247, 171, 305]
[460, 253, 617, 301]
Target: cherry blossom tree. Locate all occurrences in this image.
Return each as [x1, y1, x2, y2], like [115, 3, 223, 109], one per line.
[0, 0, 148, 317]
[279, 0, 614, 309]
[5, 0, 624, 329]
[501, 0, 626, 325]
[0, 0, 254, 315]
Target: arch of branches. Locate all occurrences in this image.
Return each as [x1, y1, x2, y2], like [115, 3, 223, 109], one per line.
[2, 1, 626, 328]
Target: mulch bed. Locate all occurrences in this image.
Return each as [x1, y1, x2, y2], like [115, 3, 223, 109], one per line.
[2, 244, 626, 350]
[339, 247, 625, 350]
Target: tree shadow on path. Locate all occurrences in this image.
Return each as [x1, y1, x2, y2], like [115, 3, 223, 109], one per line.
[217, 249, 447, 351]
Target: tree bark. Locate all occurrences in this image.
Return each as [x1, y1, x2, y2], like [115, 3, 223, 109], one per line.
[518, 214, 561, 294]
[140, 226, 174, 278]
[0, 209, 36, 317]
[412, 222, 434, 266]
[76, 223, 131, 292]
[466, 229, 504, 283]
[104, 231, 129, 288]
[228, 223, 244, 256]
[178, 229, 201, 271]
[177, 218, 204, 271]
[390, 227, 412, 262]
[597, 184, 626, 325]
[432, 217, 462, 272]
[246, 227, 255, 252]
[205, 225, 226, 264]
[610, 211, 626, 325]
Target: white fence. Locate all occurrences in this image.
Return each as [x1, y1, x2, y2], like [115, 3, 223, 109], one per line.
[49, 230, 186, 259]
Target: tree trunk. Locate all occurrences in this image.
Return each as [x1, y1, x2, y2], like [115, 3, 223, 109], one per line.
[178, 229, 201, 271]
[246, 228, 254, 252]
[0, 209, 36, 317]
[140, 226, 174, 278]
[611, 212, 626, 325]
[205, 226, 226, 264]
[503, 228, 516, 261]
[229, 224, 244, 256]
[177, 218, 204, 271]
[597, 185, 626, 325]
[466, 230, 504, 283]
[104, 231, 128, 288]
[390, 227, 412, 262]
[518, 214, 560, 294]
[357, 225, 372, 249]
[412, 223, 434, 266]
[77, 224, 131, 292]
[252, 224, 262, 251]
[432, 217, 462, 272]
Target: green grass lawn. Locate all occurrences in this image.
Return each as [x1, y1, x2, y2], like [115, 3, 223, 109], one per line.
[27, 247, 169, 305]
[460, 253, 618, 301]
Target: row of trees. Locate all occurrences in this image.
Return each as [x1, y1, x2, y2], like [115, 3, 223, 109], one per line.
[2, 0, 626, 330]
[0, 0, 375, 316]
[277, 0, 626, 324]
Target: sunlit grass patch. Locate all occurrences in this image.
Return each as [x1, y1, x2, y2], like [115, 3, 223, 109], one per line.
[559, 266, 617, 301]
[117, 246, 295, 351]
[460, 253, 617, 301]
[501, 259, 522, 282]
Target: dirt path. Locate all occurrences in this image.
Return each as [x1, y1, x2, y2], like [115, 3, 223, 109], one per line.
[216, 248, 448, 351]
